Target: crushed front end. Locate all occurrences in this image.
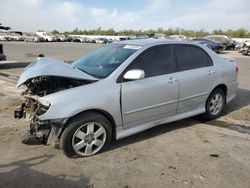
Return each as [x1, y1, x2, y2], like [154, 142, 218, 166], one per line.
[15, 57, 97, 146]
[15, 75, 93, 145]
[14, 94, 64, 145]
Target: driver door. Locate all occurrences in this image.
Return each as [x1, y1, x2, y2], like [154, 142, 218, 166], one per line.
[121, 45, 179, 128]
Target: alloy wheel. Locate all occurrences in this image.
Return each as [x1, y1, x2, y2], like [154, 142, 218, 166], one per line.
[72, 122, 106, 156]
[209, 93, 223, 115]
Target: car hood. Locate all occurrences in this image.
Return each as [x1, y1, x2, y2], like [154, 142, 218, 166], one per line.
[17, 57, 98, 87]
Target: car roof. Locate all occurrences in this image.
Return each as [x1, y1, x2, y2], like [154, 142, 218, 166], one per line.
[116, 38, 196, 47]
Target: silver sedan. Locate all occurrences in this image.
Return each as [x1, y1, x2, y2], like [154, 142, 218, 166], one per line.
[16, 39, 239, 157]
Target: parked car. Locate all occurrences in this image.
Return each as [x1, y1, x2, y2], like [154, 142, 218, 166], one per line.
[95, 38, 108, 44]
[0, 32, 12, 41]
[205, 35, 236, 50]
[0, 43, 6, 61]
[119, 37, 130, 41]
[120, 34, 150, 41]
[239, 41, 250, 55]
[191, 38, 223, 53]
[64, 35, 73, 42]
[24, 33, 45, 42]
[130, 34, 150, 39]
[72, 36, 86, 43]
[8, 31, 25, 41]
[80, 37, 89, 43]
[36, 32, 56, 42]
[15, 39, 238, 157]
[168, 35, 187, 41]
[235, 41, 244, 50]
[88, 38, 97, 43]
[55, 35, 67, 42]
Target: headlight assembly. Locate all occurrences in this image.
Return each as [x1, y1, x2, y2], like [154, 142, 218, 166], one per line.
[37, 99, 50, 116]
[38, 98, 50, 107]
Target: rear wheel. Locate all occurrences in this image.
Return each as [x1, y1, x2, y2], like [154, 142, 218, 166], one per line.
[60, 112, 112, 157]
[202, 88, 226, 120]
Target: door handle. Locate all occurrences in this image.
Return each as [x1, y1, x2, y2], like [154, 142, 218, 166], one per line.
[207, 70, 215, 76]
[168, 77, 178, 84]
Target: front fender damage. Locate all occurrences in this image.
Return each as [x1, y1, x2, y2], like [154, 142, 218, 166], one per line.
[15, 62, 96, 145]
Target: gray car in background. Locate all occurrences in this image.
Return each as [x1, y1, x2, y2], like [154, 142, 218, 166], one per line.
[15, 39, 238, 157]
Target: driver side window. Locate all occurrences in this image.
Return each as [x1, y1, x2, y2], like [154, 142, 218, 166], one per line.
[127, 45, 174, 78]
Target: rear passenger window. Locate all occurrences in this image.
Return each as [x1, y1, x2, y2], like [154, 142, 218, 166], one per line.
[175, 45, 212, 71]
[128, 45, 174, 78]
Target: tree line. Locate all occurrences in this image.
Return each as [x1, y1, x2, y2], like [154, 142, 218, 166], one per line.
[51, 27, 250, 38]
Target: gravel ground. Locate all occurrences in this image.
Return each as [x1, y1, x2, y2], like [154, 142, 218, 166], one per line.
[0, 43, 250, 188]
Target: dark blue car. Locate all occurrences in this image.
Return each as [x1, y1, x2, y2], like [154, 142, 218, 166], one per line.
[191, 38, 224, 53]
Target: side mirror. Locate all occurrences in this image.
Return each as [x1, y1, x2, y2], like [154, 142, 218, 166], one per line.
[123, 69, 145, 81]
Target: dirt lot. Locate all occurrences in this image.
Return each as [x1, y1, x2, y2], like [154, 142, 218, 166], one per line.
[1, 41, 102, 62]
[0, 46, 250, 188]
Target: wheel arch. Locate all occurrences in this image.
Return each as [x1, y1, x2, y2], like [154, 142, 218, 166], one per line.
[213, 84, 227, 95]
[60, 109, 117, 140]
[202, 84, 228, 120]
[209, 84, 228, 101]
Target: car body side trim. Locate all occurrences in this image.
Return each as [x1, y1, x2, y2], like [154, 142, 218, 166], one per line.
[116, 106, 205, 140]
[123, 100, 178, 115]
[179, 92, 208, 102]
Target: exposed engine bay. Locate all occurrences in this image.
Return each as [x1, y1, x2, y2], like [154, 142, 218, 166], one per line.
[15, 76, 95, 144]
[22, 76, 93, 97]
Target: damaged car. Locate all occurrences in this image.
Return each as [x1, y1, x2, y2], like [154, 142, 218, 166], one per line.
[15, 39, 238, 157]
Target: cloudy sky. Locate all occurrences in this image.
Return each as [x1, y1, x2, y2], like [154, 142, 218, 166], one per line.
[1, 0, 250, 32]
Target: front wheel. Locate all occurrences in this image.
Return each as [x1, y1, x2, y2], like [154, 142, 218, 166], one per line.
[60, 112, 112, 157]
[202, 88, 226, 120]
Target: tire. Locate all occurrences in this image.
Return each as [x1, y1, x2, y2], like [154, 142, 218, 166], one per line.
[60, 112, 112, 158]
[202, 88, 226, 120]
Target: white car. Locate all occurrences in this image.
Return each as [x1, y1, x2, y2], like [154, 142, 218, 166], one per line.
[0, 32, 12, 41]
[168, 35, 187, 41]
[24, 34, 45, 42]
[36, 32, 56, 42]
[8, 33, 24, 41]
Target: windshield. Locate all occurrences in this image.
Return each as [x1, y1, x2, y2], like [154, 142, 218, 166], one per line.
[73, 44, 140, 78]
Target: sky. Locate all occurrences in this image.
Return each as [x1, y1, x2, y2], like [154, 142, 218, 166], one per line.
[1, 0, 250, 32]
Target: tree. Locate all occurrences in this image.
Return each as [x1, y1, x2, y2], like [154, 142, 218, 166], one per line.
[72, 28, 80, 35]
[60, 27, 250, 38]
[51, 29, 59, 34]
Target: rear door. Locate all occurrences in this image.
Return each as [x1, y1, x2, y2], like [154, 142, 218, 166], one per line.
[121, 45, 179, 128]
[173, 44, 216, 113]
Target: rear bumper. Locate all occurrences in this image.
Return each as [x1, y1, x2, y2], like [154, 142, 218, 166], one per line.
[226, 80, 239, 103]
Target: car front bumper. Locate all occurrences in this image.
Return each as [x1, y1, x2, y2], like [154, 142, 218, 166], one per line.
[14, 104, 67, 145]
